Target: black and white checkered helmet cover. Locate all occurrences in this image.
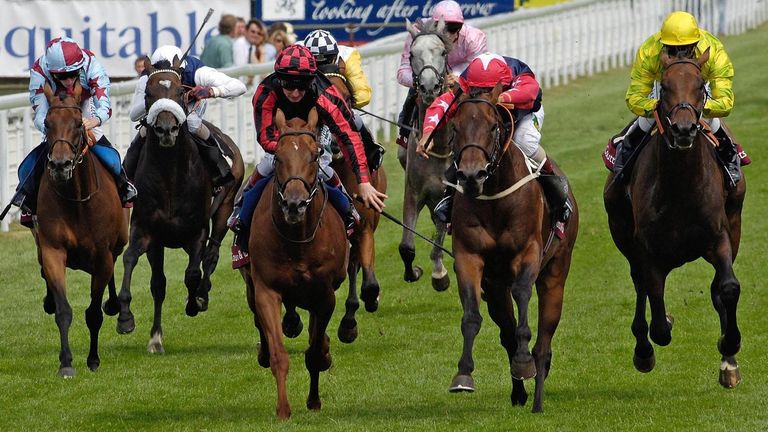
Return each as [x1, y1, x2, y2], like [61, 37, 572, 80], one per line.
[303, 30, 339, 59]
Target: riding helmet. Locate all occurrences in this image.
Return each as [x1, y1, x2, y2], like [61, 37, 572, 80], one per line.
[45, 37, 85, 74]
[303, 30, 339, 65]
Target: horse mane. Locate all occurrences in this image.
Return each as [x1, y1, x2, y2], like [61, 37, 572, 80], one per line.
[415, 19, 454, 53]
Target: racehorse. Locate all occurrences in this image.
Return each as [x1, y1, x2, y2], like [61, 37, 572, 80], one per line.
[398, 18, 453, 291]
[603, 48, 746, 388]
[34, 81, 127, 377]
[447, 84, 578, 412]
[116, 56, 245, 353]
[245, 108, 348, 419]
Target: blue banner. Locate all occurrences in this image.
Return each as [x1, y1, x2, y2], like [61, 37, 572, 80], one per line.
[257, 0, 513, 44]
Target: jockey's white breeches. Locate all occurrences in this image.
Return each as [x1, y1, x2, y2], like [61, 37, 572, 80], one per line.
[513, 106, 545, 158]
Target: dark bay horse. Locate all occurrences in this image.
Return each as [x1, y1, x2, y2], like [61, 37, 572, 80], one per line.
[447, 85, 579, 412]
[604, 48, 746, 388]
[117, 57, 244, 353]
[398, 18, 453, 290]
[35, 82, 127, 377]
[245, 108, 348, 419]
[326, 66, 388, 342]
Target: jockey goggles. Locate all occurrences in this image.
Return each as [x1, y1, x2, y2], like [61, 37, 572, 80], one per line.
[53, 69, 80, 80]
[445, 22, 463, 34]
[278, 77, 312, 91]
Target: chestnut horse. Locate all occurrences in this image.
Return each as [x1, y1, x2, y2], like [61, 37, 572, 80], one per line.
[34, 82, 127, 377]
[245, 108, 348, 419]
[117, 57, 244, 353]
[604, 48, 746, 388]
[447, 85, 578, 412]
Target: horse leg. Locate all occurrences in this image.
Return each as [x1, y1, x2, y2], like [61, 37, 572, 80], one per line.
[42, 268, 55, 315]
[644, 267, 673, 347]
[242, 268, 270, 368]
[200, 204, 230, 311]
[484, 280, 526, 406]
[183, 231, 207, 317]
[429, 225, 450, 292]
[306, 295, 335, 411]
[399, 180, 423, 282]
[102, 275, 120, 316]
[253, 281, 291, 420]
[86, 259, 113, 371]
[705, 237, 742, 388]
[118, 230, 150, 334]
[146, 245, 167, 353]
[359, 227, 381, 312]
[509, 265, 538, 381]
[41, 249, 75, 377]
[338, 259, 360, 344]
[282, 304, 303, 338]
[630, 264, 655, 372]
[449, 253, 485, 392]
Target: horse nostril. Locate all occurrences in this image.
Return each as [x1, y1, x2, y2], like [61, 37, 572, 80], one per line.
[477, 170, 488, 181]
[154, 125, 165, 135]
[456, 171, 467, 182]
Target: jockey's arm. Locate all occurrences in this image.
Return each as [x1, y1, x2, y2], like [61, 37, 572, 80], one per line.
[626, 38, 661, 117]
[498, 73, 540, 109]
[29, 63, 50, 134]
[703, 41, 735, 118]
[83, 57, 112, 127]
[397, 34, 415, 88]
[194, 66, 247, 99]
[417, 90, 456, 159]
[343, 49, 372, 108]
[251, 84, 279, 152]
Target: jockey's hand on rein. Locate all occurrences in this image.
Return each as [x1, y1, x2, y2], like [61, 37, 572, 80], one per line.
[497, 92, 515, 109]
[188, 86, 215, 102]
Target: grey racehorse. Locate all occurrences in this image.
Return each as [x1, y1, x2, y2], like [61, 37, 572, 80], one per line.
[397, 18, 453, 291]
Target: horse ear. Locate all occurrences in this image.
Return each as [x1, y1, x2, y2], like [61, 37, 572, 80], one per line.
[491, 81, 504, 102]
[406, 19, 418, 39]
[436, 17, 446, 35]
[275, 108, 287, 131]
[143, 57, 153, 75]
[172, 54, 182, 70]
[43, 83, 54, 103]
[698, 47, 710, 67]
[660, 50, 672, 69]
[72, 79, 83, 101]
[307, 108, 318, 131]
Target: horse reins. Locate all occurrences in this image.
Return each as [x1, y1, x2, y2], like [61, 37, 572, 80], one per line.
[656, 58, 706, 147]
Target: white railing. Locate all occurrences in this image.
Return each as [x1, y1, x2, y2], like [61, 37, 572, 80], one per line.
[1, 0, 766, 231]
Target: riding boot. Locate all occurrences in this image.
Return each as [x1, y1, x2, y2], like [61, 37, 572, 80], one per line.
[538, 160, 572, 223]
[197, 134, 234, 188]
[123, 131, 144, 181]
[117, 170, 138, 206]
[358, 121, 385, 171]
[228, 170, 265, 232]
[714, 128, 741, 188]
[396, 88, 418, 148]
[613, 125, 646, 182]
[434, 164, 457, 225]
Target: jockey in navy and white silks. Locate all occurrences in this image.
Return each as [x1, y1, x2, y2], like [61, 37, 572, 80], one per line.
[12, 37, 136, 223]
[125, 45, 246, 186]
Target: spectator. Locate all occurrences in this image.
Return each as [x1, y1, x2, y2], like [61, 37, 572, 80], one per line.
[134, 55, 149, 76]
[200, 14, 237, 68]
[267, 30, 289, 54]
[268, 22, 297, 44]
[234, 19, 276, 66]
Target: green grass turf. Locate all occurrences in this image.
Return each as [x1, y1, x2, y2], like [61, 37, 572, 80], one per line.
[0, 22, 766, 432]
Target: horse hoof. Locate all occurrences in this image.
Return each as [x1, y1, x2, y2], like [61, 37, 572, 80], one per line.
[58, 366, 76, 378]
[276, 406, 292, 420]
[185, 300, 199, 317]
[449, 374, 475, 392]
[116, 315, 135, 334]
[510, 384, 528, 406]
[257, 344, 270, 368]
[282, 315, 303, 339]
[102, 299, 119, 316]
[147, 341, 165, 354]
[87, 358, 100, 372]
[720, 366, 741, 388]
[196, 296, 209, 312]
[431, 274, 450, 292]
[338, 321, 358, 344]
[307, 398, 322, 411]
[633, 353, 656, 373]
[43, 296, 55, 315]
[404, 266, 423, 283]
[361, 286, 380, 313]
[511, 358, 537, 380]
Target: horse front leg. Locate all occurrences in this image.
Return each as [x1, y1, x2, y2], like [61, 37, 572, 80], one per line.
[183, 231, 207, 317]
[358, 227, 381, 312]
[338, 258, 360, 344]
[705, 236, 742, 388]
[41, 248, 75, 377]
[118, 228, 150, 334]
[399, 178, 422, 282]
[630, 263, 655, 372]
[85, 257, 114, 371]
[253, 280, 291, 420]
[429, 224, 450, 292]
[282, 304, 303, 339]
[200, 200, 232, 310]
[146, 245, 166, 354]
[509, 264, 538, 382]
[644, 266, 672, 348]
[306, 292, 335, 411]
[484, 279, 524, 406]
[449, 252, 485, 392]
[242, 267, 270, 368]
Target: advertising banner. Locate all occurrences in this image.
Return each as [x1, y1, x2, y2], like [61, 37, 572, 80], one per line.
[0, 0, 249, 77]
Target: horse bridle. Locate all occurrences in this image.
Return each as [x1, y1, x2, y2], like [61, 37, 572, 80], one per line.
[452, 97, 513, 177]
[410, 33, 449, 93]
[657, 58, 707, 146]
[273, 130, 321, 209]
[46, 104, 101, 201]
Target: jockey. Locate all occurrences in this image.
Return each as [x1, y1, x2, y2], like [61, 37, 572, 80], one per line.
[417, 52, 572, 225]
[395, 0, 487, 148]
[302, 29, 385, 170]
[607, 11, 747, 187]
[229, 45, 387, 263]
[126, 45, 246, 187]
[12, 37, 136, 225]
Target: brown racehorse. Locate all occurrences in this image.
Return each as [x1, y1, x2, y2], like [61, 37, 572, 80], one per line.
[447, 84, 579, 412]
[117, 56, 244, 353]
[326, 66, 388, 342]
[604, 48, 746, 388]
[35, 81, 127, 377]
[246, 108, 348, 419]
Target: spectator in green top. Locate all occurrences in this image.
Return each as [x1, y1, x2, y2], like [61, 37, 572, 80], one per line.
[201, 14, 237, 68]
